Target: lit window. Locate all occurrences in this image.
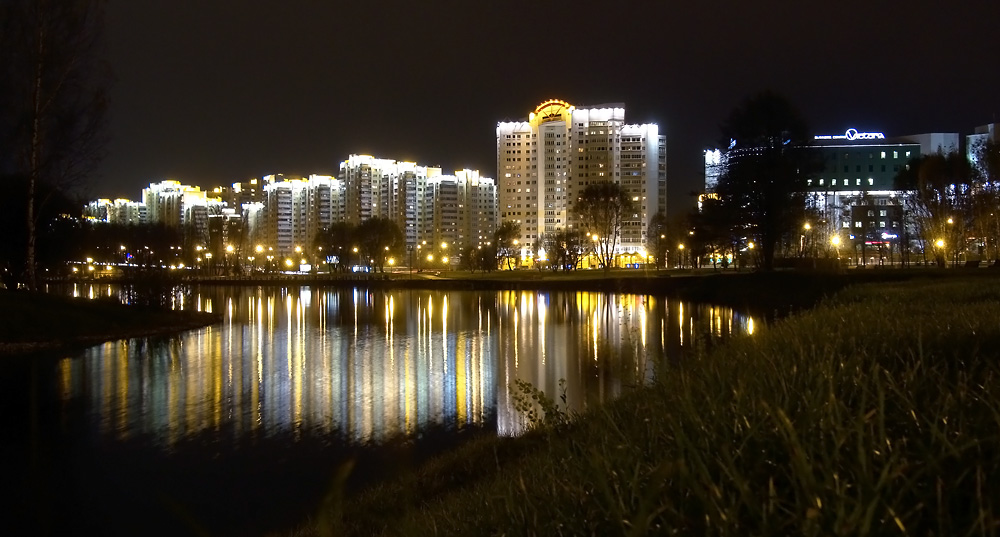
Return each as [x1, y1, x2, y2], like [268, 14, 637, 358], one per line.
[868, 178, 874, 186]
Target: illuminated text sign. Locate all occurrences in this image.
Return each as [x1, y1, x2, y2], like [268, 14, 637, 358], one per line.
[814, 128, 886, 141]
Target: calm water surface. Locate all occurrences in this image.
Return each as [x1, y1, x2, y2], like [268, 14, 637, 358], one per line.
[61, 284, 756, 443]
[7, 284, 756, 536]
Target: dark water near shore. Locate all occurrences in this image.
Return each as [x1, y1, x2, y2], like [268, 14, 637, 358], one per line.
[3, 284, 755, 536]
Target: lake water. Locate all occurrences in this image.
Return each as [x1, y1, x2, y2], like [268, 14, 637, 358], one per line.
[5, 284, 755, 536]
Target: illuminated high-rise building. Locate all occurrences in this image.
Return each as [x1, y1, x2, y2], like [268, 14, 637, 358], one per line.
[497, 99, 666, 264]
[254, 174, 339, 256]
[339, 155, 497, 252]
[142, 180, 208, 228]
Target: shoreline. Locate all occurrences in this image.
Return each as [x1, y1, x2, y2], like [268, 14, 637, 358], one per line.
[53, 266, 994, 314]
[9, 268, 995, 355]
[0, 290, 222, 357]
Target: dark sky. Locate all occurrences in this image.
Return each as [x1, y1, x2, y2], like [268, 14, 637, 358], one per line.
[97, 0, 1000, 214]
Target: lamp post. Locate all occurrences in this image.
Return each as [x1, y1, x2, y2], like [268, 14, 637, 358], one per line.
[801, 222, 811, 258]
[590, 235, 598, 269]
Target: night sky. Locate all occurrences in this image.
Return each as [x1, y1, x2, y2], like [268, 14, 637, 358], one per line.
[97, 0, 1000, 214]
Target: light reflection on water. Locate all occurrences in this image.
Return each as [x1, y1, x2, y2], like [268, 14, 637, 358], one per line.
[55, 284, 755, 449]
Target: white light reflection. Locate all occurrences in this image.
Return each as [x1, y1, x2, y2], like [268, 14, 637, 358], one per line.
[55, 287, 754, 447]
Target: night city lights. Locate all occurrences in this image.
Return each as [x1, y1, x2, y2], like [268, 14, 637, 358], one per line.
[2, 1, 999, 535]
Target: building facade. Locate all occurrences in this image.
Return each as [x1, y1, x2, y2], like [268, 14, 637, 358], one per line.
[497, 99, 666, 264]
[705, 128, 960, 262]
[339, 155, 497, 252]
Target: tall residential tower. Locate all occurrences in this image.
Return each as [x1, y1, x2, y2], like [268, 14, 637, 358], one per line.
[497, 99, 666, 264]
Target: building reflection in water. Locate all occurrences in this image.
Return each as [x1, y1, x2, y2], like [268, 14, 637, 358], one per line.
[56, 285, 755, 448]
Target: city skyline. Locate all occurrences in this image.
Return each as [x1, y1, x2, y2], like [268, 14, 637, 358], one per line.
[96, 1, 1000, 214]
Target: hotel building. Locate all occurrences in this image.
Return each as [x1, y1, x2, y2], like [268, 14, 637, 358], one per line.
[705, 128, 960, 256]
[497, 99, 666, 264]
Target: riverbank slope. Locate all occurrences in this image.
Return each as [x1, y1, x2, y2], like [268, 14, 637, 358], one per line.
[0, 290, 221, 355]
[286, 273, 1000, 536]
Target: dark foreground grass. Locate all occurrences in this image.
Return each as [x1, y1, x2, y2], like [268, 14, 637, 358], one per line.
[0, 290, 220, 354]
[288, 275, 1000, 536]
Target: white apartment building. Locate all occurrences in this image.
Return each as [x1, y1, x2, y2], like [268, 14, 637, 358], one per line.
[85, 162, 497, 264]
[255, 174, 340, 256]
[142, 180, 209, 229]
[497, 99, 666, 262]
[84, 198, 147, 225]
[339, 155, 497, 252]
[427, 170, 498, 251]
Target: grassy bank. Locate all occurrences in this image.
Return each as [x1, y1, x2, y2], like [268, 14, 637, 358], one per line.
[0, 290, 221, 355]
[288, 274, 1000, 536]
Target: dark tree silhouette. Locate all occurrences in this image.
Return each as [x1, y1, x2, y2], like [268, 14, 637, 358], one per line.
[575, 182, 634, 272]
[970, 141, 1000, 262]
[714, 92, 822, 270]
[355, 217, 403, 273]
[894, 153, 972, 266]
[1, 0, 109, 289]
[494, 221, 521, 270]
[541, 229, 586, 271]
[645, 211, 670, 270]
[313, 222, 357, 273]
